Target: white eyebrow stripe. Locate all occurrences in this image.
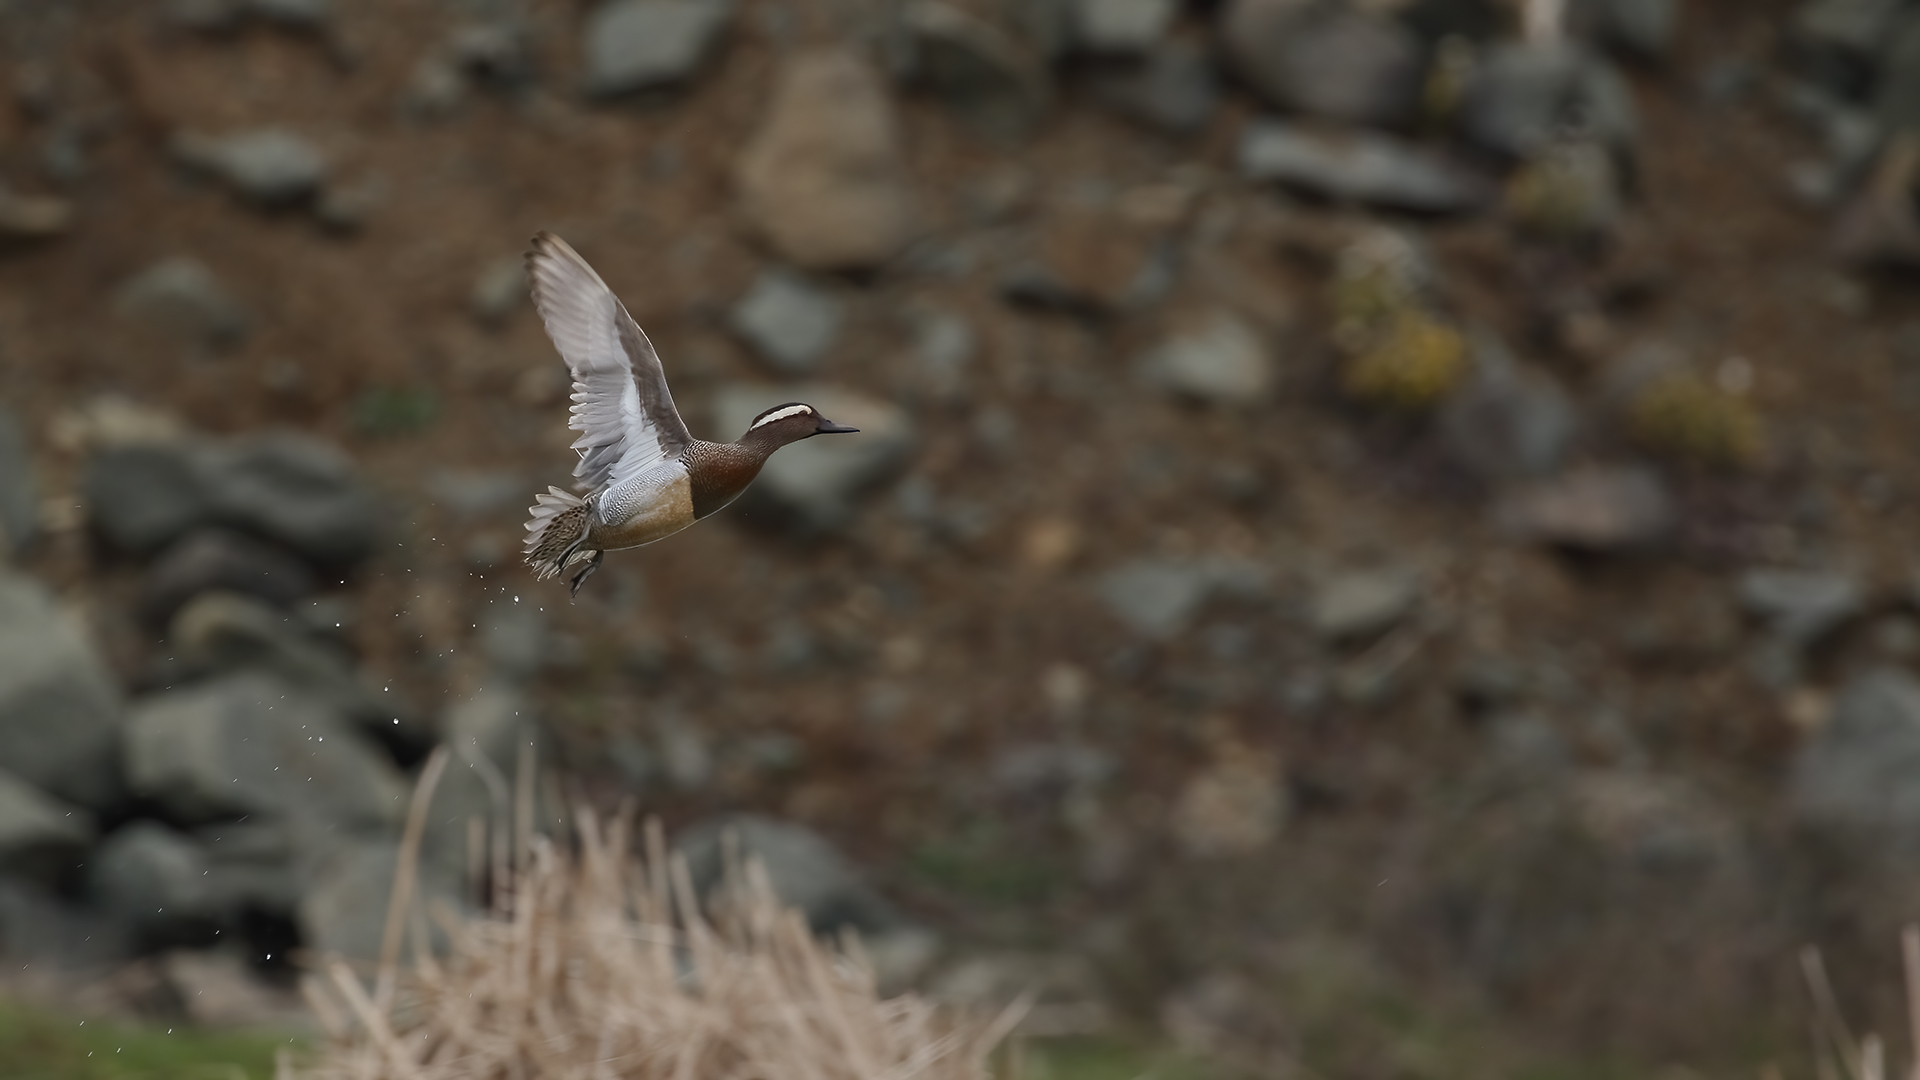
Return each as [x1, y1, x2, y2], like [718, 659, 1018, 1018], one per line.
[750, 404, 813, 430]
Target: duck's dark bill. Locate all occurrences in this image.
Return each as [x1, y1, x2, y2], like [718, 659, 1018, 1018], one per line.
[816, 421, 859, 434]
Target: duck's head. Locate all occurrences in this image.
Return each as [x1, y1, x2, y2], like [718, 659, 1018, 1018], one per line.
[741, 402, 859, 447]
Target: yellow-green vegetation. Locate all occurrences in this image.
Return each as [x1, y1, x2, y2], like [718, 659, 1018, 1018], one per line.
[1505, 142, 1622, 241]
[0, 999, 290, 1080]
[1341, 311, 1470, 412]
[1627, 372, 1762, 467]
[1330, 242, 1426, 349]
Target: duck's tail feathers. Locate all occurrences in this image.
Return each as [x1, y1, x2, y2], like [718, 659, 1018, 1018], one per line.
[523, 486, 596, 581]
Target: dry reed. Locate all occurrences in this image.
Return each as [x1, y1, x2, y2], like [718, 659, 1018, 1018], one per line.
[281, 747, 1024, 1080]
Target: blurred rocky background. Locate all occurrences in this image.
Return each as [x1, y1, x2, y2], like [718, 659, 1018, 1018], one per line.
[6, 0, 1920, 1074]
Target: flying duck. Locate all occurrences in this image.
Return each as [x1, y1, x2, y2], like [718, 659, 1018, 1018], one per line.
[521, 232, 857, 595]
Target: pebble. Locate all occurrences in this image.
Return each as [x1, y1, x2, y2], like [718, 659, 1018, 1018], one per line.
[1097, 557, 1266, 639]
[1495, 465, 1675, 551]
[582, 0, 735, 98]
[1068, 0, 1177, 55]
[892, 1, 1052, 141]
[1237, 119, 1491, 214]
[1220, 0, 1424, 127]
[1737, 567, 1863, 645]
[735, 49, 917, 271]
[1089, 39, 1221, 136]
[112, 258, 249, 348]
[1792, 667, 1920, 840]
[171, 128, 329, 206]
[0, 186, 72, 238]
[728, 268, 845, 374]
[1310, 567, 1420, 642]
[1437, 336, 1578, 482]
[1136, 310, 1277, 407]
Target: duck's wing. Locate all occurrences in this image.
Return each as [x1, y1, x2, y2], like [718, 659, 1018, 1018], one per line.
[526, 231, 693, 492]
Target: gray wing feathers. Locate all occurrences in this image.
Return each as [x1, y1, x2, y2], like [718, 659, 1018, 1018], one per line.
[526, 232, 691, 491]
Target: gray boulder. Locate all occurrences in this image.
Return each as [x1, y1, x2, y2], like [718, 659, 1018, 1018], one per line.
[1570, 0, 1676, 59]
[0, 878, 132, 968]
[196, 820, 302, 915]
[168, 591, 416, 740]
[111, 258, 249, 348]
[172, 128, 328, 206]
[84, 433, 379, 564]
[582, 0, 735, 97]
[1237, 120, 1491, 214]
[1136, 311, 1277, 408]
[678, 814, 899, 935]
[138, 528, 316, 626]
[87, 821, 221, 938]
[1461, 42, 1637, 158]
[728, 268, 844, 374]
[710, 385, 916, 532]
[297, 835, 467, 959]
[0, 408, 36, 556]
[124, 671, 408, 828]
[1220, 0, 1424, 127]
[0, 768, 95, 884]
[1792, 668, 1920, 839]
[0, 574, 124, 810]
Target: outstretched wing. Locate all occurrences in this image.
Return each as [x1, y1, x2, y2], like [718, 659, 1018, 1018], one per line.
[525, 231, 692, 491]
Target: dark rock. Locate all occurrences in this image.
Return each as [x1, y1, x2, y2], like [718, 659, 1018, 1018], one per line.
[425, 470, 525, 519]
[1461, 42, 1637, 158]
[1090, 39, 1221, 135]
[1068, 0, 1177, 55]
[1438, 338, 1577, 483]
[1495, 466, 1674, 551]
[87, 434, 377, 564]
[123, 671, 408, 828]
[1737, 567, 1863, 646]
[195, 434, 379, 566]
[677, 814, 900, 935]
[1792, 668, 1920, 839]
[138, 529, 316, 626]
[736, 49, 917, 271]
[1097, 557, 1267, 639]
[248, 0, 330, 28]
[1237, 119, 1491, 213]
[1569, 0, 1676, 59]
[1790, 0, 1902, 100]
[196, 820, 301, 915]
[0, 879, 132, 969]
[1136, 310, 1277, 407]
[1220, 0, 1425, 127]
[892, 1, 1052, 140]
[0, 769, 94, 885]
[87, 821, 221, 940]
[0, 574, 124, 811]
[111, 258, 249, 348]
[581, 0, 734, 97]
[0, 408, 37, 556]
[710, 384, 915, 532]
[168, 592, 411, 740]
[728, 268, 844, 374]
[1310, 567, 1420, 642]
[171, 128, 328, 206]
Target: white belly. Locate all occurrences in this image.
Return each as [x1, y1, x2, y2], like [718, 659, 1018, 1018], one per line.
[590, 463, 696, 550]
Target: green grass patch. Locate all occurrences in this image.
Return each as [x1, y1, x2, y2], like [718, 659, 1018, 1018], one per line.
[0, 999, 295, 1080]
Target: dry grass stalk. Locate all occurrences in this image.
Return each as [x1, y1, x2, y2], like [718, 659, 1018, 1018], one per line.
[283, 756, 1022, 1079]
[1798, 929, 1920, 1080]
